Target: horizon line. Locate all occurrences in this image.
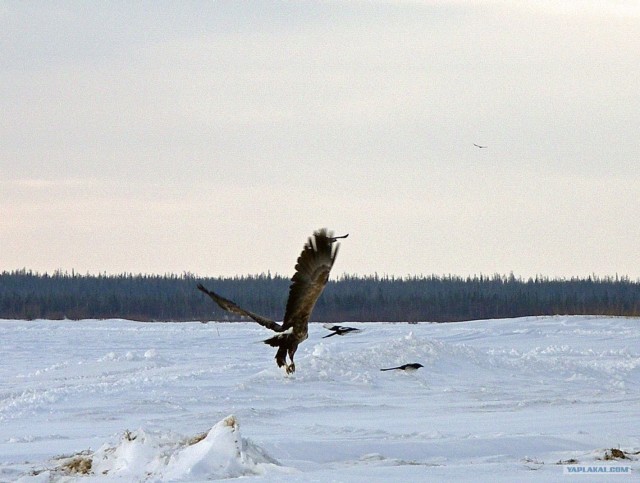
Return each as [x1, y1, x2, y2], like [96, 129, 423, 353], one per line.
[3, 268, 639, 283]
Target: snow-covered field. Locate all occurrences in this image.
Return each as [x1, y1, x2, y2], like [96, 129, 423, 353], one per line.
[1, 316, 638, 481]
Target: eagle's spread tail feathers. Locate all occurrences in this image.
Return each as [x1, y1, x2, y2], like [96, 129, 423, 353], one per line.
[263, 328, 293, 347]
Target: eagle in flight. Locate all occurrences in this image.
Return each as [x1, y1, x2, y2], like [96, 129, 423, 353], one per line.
[197, 229, 347, 374]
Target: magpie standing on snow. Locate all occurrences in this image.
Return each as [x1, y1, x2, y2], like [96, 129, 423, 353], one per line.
[322, 324, 362, 338]
[380, 363, 424, 372]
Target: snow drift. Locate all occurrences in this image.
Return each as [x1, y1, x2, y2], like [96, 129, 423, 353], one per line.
[25, 415, 283, 481]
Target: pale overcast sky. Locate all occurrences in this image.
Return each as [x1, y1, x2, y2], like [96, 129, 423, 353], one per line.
[2, 1, 639, 278]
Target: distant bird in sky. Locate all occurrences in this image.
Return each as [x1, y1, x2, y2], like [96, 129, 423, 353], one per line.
[473, 143, 488, 149]
[380, 363, 424, 372]
[198, 229, 347, 374]
[322, 324, 362, 338]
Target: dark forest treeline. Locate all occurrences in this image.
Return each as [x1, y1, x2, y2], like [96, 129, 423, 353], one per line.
[1, 269, 639, 322]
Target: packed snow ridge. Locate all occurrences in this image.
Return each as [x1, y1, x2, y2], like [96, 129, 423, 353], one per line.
[32, 415, 283, 481]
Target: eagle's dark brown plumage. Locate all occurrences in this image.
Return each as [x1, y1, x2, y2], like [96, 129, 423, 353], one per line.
[197, 229, 347, 374]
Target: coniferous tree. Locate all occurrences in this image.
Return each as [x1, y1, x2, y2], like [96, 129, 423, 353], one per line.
[1, 270, 639, 321]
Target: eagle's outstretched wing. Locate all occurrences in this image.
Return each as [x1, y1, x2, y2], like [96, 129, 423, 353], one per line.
[281, 229, 342, 332]
[196, 283, 285, 332]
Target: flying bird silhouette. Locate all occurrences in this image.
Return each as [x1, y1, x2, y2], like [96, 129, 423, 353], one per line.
[197, 229, 347, 374]
[380, 363, 424, 372]
[473, 143, 488, 149]
[322, 324, 362, 338]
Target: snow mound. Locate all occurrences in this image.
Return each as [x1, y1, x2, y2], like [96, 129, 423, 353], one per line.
[162, 415, 281, 480]
[40, 416, 284, 481]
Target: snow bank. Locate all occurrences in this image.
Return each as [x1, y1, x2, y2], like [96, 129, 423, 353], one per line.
[27, 416, 285, 481]
[162, 415, 282, 480]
